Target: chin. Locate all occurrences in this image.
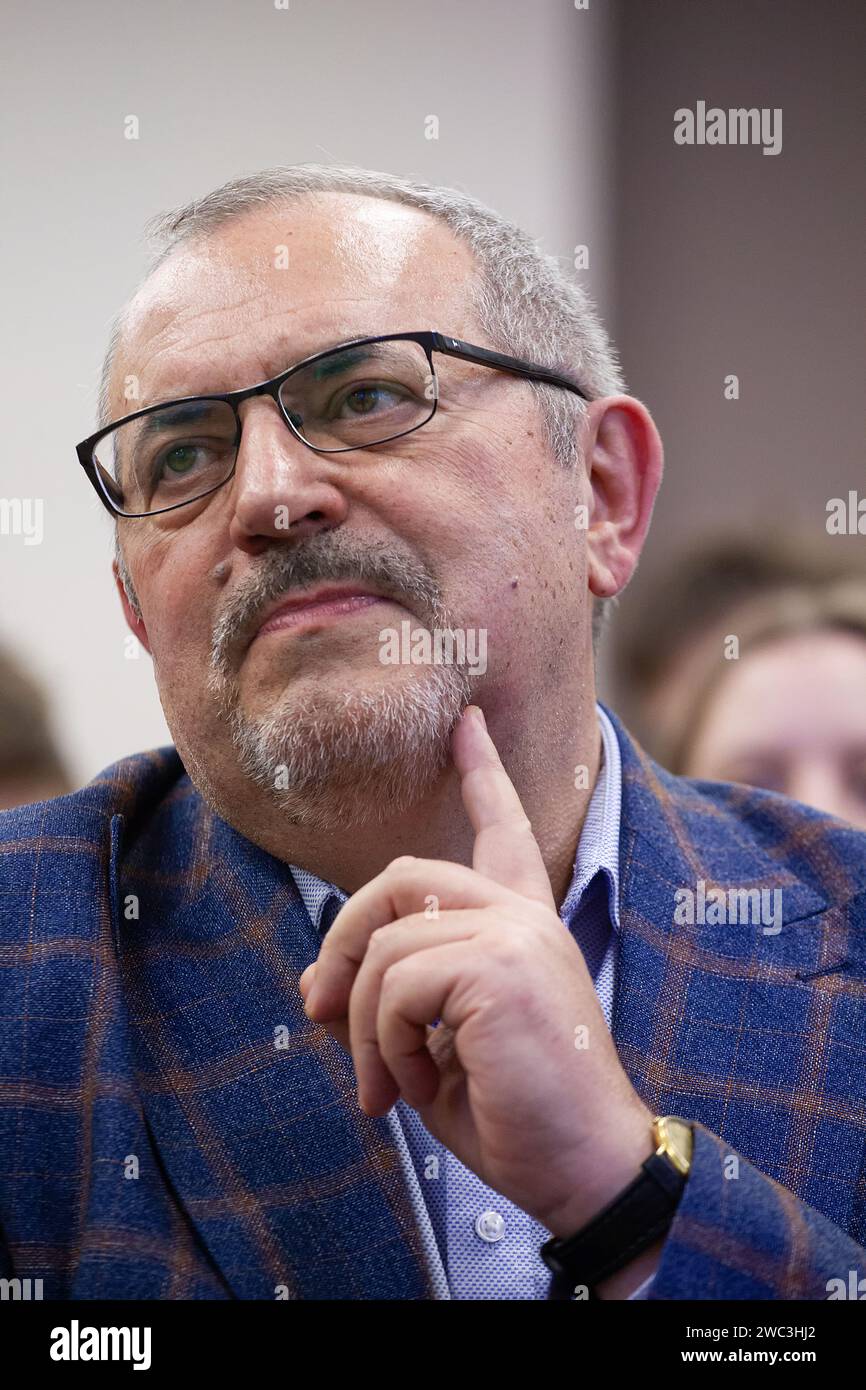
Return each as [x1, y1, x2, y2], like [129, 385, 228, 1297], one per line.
[227, 663, 473, 831]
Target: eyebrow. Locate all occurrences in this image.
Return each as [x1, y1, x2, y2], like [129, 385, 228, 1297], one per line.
[310, 346, 375, 381]
[133, 400, 227, 438]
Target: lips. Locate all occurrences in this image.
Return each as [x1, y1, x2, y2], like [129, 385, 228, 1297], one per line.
[252, 585, 390, 643]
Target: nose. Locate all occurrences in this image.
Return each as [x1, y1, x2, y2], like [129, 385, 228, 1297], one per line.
[227, 396, 350, 554]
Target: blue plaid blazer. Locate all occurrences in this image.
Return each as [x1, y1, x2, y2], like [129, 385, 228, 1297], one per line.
[1, 708, 865, 1300]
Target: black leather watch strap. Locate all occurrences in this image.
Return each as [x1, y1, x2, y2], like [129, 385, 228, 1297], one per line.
[541, 1148, 687, 1298]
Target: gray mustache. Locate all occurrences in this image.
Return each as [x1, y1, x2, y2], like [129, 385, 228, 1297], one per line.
[210, 533, 446, 674]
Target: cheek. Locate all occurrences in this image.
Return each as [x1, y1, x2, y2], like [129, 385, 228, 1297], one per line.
[135, 544, 216, 679]
[438, 446, 581, 605]
[401, 432, 571, 561]
[427, 493, 582, 674]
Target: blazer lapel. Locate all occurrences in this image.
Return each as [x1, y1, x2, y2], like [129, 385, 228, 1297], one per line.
[112, 777, 433, 1300]
[606, 708, 863, 1132]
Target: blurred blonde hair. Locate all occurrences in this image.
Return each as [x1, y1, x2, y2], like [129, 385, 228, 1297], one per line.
[665, 580, 866, 774]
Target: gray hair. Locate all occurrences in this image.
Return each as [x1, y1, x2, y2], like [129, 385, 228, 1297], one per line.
[106, 163, 626, 650]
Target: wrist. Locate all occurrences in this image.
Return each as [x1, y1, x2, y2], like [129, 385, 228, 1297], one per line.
[543, 1101, 656, 1239]
[540, 1112, 693, 1299]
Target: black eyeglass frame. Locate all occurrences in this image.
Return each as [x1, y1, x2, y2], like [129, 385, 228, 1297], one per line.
[76, 329, 590, 519]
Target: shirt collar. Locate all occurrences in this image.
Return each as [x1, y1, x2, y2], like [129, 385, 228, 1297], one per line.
[561, 702, 621, 930]
[289, 702, 622, 934]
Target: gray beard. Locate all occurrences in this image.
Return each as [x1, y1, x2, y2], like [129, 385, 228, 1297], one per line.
[201, 532, 474, 831]
[215, 662, 472, 831]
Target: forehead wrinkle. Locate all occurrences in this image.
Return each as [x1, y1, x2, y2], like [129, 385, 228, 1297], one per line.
[120, 286, 276, 385]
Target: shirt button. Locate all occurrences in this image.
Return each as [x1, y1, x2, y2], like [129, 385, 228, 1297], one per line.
[474, 1209, 506, 1243]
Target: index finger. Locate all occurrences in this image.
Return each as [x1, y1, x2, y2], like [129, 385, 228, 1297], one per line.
[452, 705, 556, 908]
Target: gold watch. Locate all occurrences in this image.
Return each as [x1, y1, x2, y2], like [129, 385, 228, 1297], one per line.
[652, 1114, 693, 1176]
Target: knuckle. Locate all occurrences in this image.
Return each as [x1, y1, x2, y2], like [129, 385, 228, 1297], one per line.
[490, 937, 527, 974]
[380, 960, 407, 1000]
[368, 925, 392, 954]
[388, 855, 417, 874]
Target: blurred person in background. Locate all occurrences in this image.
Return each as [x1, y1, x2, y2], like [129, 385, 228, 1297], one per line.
[610, 536, 866, 827]
[0, 644, 72, 809]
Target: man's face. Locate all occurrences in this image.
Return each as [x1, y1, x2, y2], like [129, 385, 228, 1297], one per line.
[112, 194, 592, 831]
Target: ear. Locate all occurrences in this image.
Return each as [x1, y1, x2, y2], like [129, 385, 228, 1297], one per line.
[113, 559, 152, 654]
[582, 395, 663, 599]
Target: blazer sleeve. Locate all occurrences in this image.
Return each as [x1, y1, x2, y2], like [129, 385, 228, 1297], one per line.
[649, 1123, 866, 1299]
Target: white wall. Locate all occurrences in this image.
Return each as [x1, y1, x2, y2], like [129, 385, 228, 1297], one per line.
[1, 0, 616, 783]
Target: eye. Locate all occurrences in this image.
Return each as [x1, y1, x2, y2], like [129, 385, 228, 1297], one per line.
[152, 439, 227, 484]
[338, 382, 407, 417]
[346, 387, 380, 414]
[162, 443, 201, 475]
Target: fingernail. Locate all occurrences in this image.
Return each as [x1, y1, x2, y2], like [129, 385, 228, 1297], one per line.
[303, 973, 319, 1014]
[469, 705, 486, 731]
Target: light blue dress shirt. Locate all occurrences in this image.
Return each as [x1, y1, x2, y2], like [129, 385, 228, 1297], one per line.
[291, 705, 653, 1300]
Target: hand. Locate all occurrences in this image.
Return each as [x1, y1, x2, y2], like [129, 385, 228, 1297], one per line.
[299, 705, 655, 1241]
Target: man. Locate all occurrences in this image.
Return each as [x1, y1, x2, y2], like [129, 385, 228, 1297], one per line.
[1, 165, 864, 1301]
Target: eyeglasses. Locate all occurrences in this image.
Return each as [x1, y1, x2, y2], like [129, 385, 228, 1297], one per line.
[76, 330, 589, 519]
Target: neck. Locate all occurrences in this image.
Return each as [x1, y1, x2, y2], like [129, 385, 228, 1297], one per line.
[215, 685, 603, 907]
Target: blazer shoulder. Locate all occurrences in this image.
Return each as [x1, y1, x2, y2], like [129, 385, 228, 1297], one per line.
[675, 771, 866, 896]
[0, 745, 187, 889]
[606, 705, 866, 908]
